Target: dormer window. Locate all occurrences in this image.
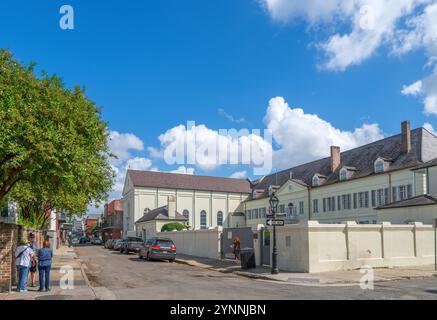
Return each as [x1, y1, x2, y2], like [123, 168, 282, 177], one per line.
[374, 158, 386, 173]
[312, 175, 320, 187]
[339, 168, 348, 181]
[339, 166, 356, 181]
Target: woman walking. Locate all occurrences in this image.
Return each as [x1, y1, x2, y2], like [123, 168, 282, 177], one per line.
[232, 237, 241, 260]
[37, 240, 53, 292]
[15, 239, 34, 292]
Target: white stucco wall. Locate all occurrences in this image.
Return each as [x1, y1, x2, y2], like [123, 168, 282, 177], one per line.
[274, 221, 437, 273]
[157, 229, 222, 260]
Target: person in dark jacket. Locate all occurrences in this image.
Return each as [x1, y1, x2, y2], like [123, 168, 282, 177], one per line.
[37, 240, 53, 292]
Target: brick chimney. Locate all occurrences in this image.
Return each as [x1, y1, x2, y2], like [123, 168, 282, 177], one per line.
[401, 121, 411, 154]
[330, 146, 341, 173]
[167, 196, 176, 220]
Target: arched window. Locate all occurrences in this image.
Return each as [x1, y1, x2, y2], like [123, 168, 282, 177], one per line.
[183, 210, 189, 221]
[339, 168, 348, 181]
[200, 210, 207, 229]
[217, 211, 223, 226]
[312, 175, 320, 187]
[374, 158, 385, 173]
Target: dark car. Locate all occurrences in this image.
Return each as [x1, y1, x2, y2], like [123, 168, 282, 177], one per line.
[120, 237, 143, 254]
[138, 237, 176, 262]
[79, 237, 89, 244]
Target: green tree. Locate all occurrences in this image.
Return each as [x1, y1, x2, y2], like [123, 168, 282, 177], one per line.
[161, 222, 189, 232]
[0, 49, 115, 223]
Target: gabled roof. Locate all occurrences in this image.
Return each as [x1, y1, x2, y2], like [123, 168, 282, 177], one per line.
[135, 206, 187, 224]
[127, 170, 251, 194]
[376, 194, 437, 210]
[252, 127, 437, 199]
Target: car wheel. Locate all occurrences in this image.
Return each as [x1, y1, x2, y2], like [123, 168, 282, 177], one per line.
[169, 259, 175, 263]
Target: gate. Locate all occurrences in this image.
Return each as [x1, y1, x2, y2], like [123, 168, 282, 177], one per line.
[260, 228, 271, 266]
[220, 227, 253, 259]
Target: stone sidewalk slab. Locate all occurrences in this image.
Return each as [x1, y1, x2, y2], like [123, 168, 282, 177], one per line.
[175, 254, 437, 287]
[0, 246, 97, 300]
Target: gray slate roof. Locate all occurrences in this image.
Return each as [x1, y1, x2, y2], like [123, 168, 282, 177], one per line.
[412, 158, 437, 170]
[376, 194, 437, 210]
[135, 206, 187, 224]
[252, 127, 437, 199]
[128, 170, 251, 194]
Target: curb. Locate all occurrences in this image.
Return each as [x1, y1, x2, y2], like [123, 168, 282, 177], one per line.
[75, 251, 99, 300]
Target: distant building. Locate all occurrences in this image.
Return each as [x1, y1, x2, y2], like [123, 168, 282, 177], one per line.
[102, 199, 123, 241]
[122, 170, 251, 236]
[85, 214, 102, 237]
[135, 196, 188, 239]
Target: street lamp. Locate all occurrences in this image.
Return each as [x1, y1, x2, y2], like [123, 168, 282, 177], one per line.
[269, 188, 280, 275]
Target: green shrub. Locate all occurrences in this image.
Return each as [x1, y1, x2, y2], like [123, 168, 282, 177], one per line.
[161, 222, 188, 232]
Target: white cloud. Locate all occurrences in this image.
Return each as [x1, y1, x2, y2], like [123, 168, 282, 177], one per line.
[217, 108, 247, 124]
[230, 170, 248, 179]
[153, 122, 272, 172]
[403, 67, 437, 115]
[261, 0, 437, 115]
[149, 97, 384, 174]
[170, 166, 196, 175]
[402, 80, 423, 96]
[264, 97, 384, 169]
[262, 0, 427, 71]
[108, 131, 144, 165]
[424, 122, 437, 135]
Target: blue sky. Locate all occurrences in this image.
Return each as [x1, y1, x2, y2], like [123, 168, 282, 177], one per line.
[1, 1, 437, 202]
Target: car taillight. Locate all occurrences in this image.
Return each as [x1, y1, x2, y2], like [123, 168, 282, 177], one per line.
[151, 245, 161, 249]
[171, 245, 176, 251]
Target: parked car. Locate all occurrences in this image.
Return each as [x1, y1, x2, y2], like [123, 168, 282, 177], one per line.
[138, 237, 176, 262]
[91, 237, 103, 245]
[105, 239, 115, 249]
[79, 237, 89, 244]
[113, 239, 125, 251]
[120, 237, 143, 254]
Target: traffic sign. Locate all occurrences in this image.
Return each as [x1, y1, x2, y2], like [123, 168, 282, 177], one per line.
[266, 219, 285, 227]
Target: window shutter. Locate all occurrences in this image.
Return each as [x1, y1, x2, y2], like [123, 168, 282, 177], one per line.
[323, 198, 326, 212]
[392, 187, 398, 202]
[407, 184, 413, 198]
[353, 193, 357, 209]
[371, 190, 376, 207]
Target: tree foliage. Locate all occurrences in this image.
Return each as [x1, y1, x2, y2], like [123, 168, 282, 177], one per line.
[0, 49, 115, 223]
[161, 222, 189, 232]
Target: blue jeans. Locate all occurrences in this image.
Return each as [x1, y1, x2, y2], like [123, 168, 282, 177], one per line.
[38, 265, 51, 290]
[17, 265, 29, 291]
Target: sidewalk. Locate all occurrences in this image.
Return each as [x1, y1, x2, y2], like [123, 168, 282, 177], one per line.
[0, 246, 97, 300]
[175, 254, 437, 287]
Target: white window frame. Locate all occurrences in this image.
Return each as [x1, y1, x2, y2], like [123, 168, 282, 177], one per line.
[374, 158, 385, 173]
[339, 168, 348, 181]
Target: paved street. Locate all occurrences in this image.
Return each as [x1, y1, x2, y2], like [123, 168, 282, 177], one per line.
[76, 245, 437, 300]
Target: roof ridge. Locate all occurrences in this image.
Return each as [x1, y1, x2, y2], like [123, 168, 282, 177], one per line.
[127, 169, 248, 182]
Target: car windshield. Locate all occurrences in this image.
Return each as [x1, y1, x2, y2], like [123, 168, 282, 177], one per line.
[156, 240, 174, 247]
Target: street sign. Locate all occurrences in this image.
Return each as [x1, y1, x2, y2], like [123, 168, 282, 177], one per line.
[266, 219, 285, 227]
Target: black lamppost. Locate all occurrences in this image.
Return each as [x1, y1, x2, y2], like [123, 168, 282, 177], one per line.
[269, 188, 279, 275]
